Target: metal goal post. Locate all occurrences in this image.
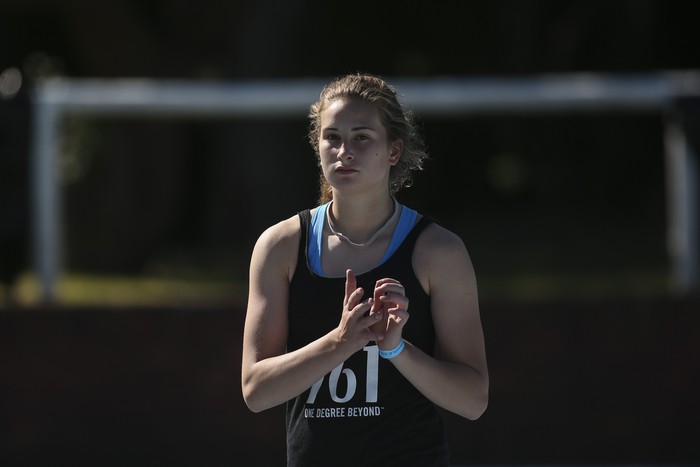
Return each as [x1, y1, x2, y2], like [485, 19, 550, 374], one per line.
[30, 72, 700, 303]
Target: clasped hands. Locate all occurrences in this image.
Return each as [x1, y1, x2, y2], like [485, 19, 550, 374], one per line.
[340, 268, 409, 351]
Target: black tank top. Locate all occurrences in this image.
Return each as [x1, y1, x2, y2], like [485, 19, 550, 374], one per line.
[286, 209, 449, 467]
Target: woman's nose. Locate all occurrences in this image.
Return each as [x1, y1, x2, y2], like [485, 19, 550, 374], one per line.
[337, 142, 354, 161]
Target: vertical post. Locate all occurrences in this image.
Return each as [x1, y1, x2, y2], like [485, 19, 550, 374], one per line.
[664, 107, 699, 295]
[31, 94, 61, 304]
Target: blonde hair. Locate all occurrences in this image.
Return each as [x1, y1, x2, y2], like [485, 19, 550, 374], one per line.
[308, 73, 428, 204]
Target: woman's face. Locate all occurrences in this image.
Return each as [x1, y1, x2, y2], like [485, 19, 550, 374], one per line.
[318, 98, 402, 198]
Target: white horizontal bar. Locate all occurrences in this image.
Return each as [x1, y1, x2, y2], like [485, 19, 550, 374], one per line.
[34, 71, 700, 118]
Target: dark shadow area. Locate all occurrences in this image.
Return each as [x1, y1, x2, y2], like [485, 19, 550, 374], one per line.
[1, 298, 698, 466]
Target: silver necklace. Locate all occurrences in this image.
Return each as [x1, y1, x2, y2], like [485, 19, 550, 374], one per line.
[327, 198, 400, 248]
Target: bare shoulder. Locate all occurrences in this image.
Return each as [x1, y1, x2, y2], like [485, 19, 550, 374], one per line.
[250, 213, 302, 281]
[417, 221, 467, 253]
[413, 221, 475, 293]
[415, 221, 471, 266]
[255, 213, 301, 251]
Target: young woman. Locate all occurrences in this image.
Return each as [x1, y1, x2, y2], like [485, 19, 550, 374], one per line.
[242, 73, 488, 466]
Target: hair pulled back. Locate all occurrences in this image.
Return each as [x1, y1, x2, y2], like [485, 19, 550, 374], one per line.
[308, 73, 428, 204]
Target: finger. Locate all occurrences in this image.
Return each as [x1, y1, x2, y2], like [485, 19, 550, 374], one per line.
[368, 295, 382, 315]
[364, 310, 386, 341]
[387, 310, 409, 328]
[348, 298, 373, 321]
[344, 269, 357, 306]
[374, 278, 402, 288]
[379, 292, 409, 310]
[374, 280, 405, 298]
[347, 287, 365, 311]
[363, 305, 383, 324]
[383, 311, 409, 341]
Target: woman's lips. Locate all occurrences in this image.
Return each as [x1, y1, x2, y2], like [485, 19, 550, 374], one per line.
[335, 166, 357, 174]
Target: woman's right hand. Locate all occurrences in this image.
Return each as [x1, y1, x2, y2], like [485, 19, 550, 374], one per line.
[336, 269, 385, 349]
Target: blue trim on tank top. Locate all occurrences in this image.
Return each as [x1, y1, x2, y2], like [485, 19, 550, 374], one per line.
[308, 201, 417, 277]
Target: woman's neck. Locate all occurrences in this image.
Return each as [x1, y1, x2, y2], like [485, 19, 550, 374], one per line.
[328, 195, 397, 244]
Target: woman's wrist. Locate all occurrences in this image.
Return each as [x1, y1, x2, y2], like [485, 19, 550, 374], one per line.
[378, 339, 405, 359]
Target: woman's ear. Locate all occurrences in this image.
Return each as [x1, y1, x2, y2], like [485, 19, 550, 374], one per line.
[389, 139, 403, 166]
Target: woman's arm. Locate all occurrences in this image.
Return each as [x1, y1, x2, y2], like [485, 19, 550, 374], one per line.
[385, 223, 489, 420]
[241, 217, 385, 413]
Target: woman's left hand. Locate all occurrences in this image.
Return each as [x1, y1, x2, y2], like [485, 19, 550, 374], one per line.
[369, 278, 409, 349]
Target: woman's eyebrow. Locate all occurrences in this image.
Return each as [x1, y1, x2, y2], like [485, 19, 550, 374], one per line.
[323, 126, 377, 132]
[351, 126, 377, 132]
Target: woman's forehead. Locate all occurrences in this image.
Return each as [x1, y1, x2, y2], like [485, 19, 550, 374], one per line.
[320, 99, 383, 128]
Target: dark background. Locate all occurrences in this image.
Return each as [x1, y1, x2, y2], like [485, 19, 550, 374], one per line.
[1, 1, 699, 466]
[2, 0, 699, 291]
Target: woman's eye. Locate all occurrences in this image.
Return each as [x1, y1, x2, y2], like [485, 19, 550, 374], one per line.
[324, 134, 339, 141]
[355, 134, 369, 141]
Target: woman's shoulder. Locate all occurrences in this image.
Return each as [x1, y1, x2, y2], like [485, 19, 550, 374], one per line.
[417, 218, 466, 252]
[256, 213, 302, 250]
[250, 213, 305, 282]
[414, 219, 471, 274]
[251, 214, 303, 268]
